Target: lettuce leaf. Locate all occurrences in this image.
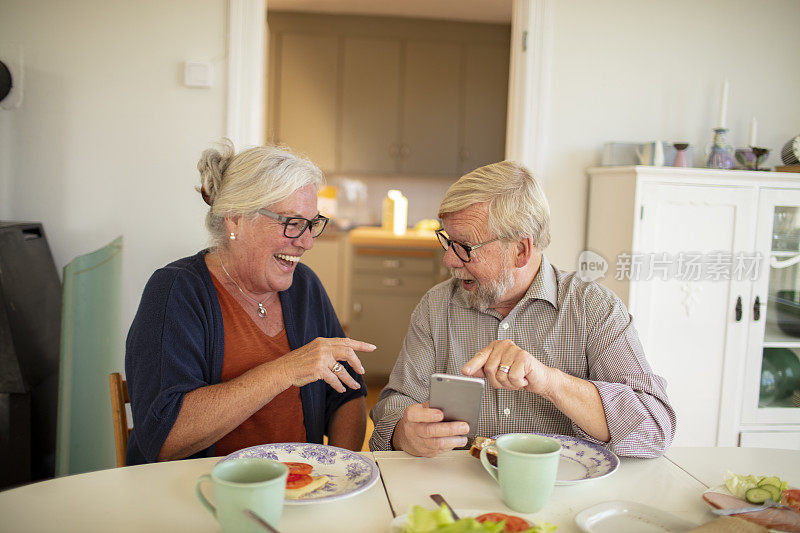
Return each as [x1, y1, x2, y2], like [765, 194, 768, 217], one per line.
[402, 504, 557, 533]
[724, 471, 789, 499]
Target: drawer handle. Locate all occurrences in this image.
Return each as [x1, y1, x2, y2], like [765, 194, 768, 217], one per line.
[382, 259, 401, 269]
[382, 278, 401, 287]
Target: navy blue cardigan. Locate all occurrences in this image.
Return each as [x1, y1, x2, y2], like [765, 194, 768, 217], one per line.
[124, 250, 365, 465]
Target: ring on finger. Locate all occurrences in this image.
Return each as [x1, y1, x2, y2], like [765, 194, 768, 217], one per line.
[497, 364, 511, 374]
[331, 362, 344, 373]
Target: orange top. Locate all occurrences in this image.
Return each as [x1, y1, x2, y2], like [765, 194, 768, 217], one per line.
[211, 274, 306, 457]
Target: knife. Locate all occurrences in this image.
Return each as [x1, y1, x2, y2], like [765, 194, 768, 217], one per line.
[430, 493, 460, 520]
[712, 499, 790, 516]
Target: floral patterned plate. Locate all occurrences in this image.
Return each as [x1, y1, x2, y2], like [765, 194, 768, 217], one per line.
[220, 442, 379, 505]
[492, 433, 619, 485]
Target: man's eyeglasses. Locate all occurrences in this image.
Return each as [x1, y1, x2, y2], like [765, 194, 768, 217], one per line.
[435, 229, 500, 263]
[258, 208, 329, 238]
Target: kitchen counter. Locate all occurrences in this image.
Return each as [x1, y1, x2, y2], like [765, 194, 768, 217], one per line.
[348, 226, 440, 249]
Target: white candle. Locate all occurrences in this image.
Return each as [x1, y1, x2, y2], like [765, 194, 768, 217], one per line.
[718, 79, 729, 129]
[749, 117, 758, 147]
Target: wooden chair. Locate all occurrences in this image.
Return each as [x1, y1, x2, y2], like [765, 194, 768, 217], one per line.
[109, 372, 130, 467]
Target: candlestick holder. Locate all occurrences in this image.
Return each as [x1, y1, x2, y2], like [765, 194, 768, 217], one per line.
[752, 147, 770, 171]
[735, 147, 756, 169]
[707, 128, 735, 169]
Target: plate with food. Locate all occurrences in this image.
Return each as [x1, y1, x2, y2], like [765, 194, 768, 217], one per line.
[476, 434, 619, 485]
[702, 471, 800, 532]
[574, 500, 697, 532]
[220, 442, 379, 505]
[390, 504, 557, 532]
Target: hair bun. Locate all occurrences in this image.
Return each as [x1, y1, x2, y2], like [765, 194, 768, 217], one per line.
[197, 138, 235, 206]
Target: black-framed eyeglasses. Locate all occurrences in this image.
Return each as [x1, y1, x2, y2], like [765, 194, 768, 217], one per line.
[435, 229, 500, 263]
[258, 208, 329, 238]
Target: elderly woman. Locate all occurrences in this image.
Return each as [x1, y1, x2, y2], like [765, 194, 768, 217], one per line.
[125, 140, 374, 464]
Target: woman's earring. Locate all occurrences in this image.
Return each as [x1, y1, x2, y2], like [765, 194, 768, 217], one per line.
[229, 232, 236, 240]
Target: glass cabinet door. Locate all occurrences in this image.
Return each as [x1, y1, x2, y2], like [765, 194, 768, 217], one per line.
[743, 190, 800, 424]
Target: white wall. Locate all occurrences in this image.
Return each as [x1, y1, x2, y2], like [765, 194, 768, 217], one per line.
[543, 0, 800, 270]
[0, 1, 227, 346]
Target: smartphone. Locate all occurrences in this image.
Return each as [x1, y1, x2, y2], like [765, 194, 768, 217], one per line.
[429, 373, 484, 435]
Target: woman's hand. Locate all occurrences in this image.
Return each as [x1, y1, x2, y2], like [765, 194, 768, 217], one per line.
[274, 337, 376, 393]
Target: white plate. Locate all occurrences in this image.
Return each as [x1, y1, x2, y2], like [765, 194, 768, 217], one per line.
[575, 500, 698, 533]
[492, 433, 620, 485]
[390, 509, 534, 533]
[219, 442, 379, 505]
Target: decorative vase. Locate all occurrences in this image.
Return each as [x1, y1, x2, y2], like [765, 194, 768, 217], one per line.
[707, 128, 735, 169]
[735, 148, 756, 170]
[673, 143, 689, 167]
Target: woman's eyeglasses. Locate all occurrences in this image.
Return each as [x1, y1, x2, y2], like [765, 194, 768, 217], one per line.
[435, 229, 499, 263]
[258, 208, 329, 238]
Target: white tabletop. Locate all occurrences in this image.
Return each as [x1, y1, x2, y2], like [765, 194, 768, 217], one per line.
[666, 446, 800, 488]
[1, 446, 798, 532]
[0, 453, 392, 533]
[375, 450, 713, 532]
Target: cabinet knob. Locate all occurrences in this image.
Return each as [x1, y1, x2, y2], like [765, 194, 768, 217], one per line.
[753, 296, 761, 321]
[459, 148, 470, 161]
[382, 278, 401, 287]
[382, 259, 401, 269]
[400, 144, 410, 158]
[735, 296, 742, 321]
[389, 143, 400, 158]
[352, 302, 362, 317]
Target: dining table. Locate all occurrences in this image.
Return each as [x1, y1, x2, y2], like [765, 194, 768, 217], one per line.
[0, 446, 797, 532]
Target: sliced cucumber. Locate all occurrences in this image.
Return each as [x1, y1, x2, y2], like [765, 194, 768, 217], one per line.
[746, 487, 773, 504]
[758, 476, 782, 489]
[759, 484, 782, 502]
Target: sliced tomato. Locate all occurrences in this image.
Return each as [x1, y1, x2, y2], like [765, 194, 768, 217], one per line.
[285, 473, 312, 489]
[475, 512, 530, 532]
[782, 489, 800, 512]
[283, 462, 313, 475]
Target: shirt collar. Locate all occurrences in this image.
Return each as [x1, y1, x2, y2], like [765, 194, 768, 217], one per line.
[450, 254, 559, 313]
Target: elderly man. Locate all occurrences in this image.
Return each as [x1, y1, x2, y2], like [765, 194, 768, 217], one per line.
[369, 161, 675, 459]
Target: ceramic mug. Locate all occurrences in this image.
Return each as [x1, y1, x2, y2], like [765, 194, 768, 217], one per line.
[195, 457, 288, 533]
[480, 433, 561, 513]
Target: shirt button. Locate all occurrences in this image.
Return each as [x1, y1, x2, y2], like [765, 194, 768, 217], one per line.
[503, 408, 511, 416]
[502, 323, 509, 330]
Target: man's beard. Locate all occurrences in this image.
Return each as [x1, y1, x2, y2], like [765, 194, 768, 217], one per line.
[450, 260, 515, 312]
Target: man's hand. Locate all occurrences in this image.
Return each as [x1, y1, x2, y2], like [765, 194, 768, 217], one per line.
[392, 402, 469, 457]
[461, 339, 554, 395]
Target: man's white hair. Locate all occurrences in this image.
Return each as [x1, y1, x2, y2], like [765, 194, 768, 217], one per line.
[438, 161, 551, 251]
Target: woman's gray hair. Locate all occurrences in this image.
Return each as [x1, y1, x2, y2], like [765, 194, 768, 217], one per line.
[197, 139, 324, 248]
[438, 161, 551, 251]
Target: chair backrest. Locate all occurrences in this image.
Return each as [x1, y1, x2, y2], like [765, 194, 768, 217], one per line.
[108, 372, 130, 467]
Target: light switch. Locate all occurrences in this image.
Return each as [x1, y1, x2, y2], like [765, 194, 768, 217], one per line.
[184, 61, 213, 88]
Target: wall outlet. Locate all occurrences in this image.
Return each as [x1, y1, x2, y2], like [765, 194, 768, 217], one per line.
[184, 61, 213, 89]
[0, 43, 23, 109]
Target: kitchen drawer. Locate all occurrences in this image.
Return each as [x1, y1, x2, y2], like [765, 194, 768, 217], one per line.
[353, 248, 436, 275]
[739, 431, 800, 450]
[352, 272, 434, 294]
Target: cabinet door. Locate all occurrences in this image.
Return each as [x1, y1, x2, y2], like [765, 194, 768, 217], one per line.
[401, 41, 461, 176]
[276, 33, 338, 171]
[300, 237, 345, 320]
[742, 188, 800, 425]
[340, 38, 401, 174]
[461, 43, 509, 174]
[633, 184, 756, 447]
[349, 291, 422, 382]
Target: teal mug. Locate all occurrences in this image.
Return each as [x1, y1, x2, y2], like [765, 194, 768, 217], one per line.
[195, 457, 288, 532]
[480, 433, 561, 513]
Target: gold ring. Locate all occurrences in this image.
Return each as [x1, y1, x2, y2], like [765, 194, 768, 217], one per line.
[497, 364, 511, 374]
[331, 362, 344, 373]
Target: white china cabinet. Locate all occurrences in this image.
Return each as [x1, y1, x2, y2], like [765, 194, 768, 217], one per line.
[587, 166, 800, 449]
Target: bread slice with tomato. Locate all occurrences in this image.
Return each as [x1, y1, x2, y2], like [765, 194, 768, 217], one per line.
[282, 462, 330, 500]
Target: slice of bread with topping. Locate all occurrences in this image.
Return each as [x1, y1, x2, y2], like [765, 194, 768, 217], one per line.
[469, 436, 497, 467]
[285, 475, 330, 499]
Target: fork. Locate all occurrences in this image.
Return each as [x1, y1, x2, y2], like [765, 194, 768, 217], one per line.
[712, 499, 792, 516]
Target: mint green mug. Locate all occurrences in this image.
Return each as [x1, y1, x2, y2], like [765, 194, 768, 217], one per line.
[195, 458, 288, 532]
[480, 433, 561, 513]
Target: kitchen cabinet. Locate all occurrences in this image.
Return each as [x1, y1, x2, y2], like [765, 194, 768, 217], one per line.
[587, 166, 800, 449]
[267, 13, 509, 176]
[347, 228, 447, 383]
[299, 231, 349, 322]
[273, 33, 338, 171]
